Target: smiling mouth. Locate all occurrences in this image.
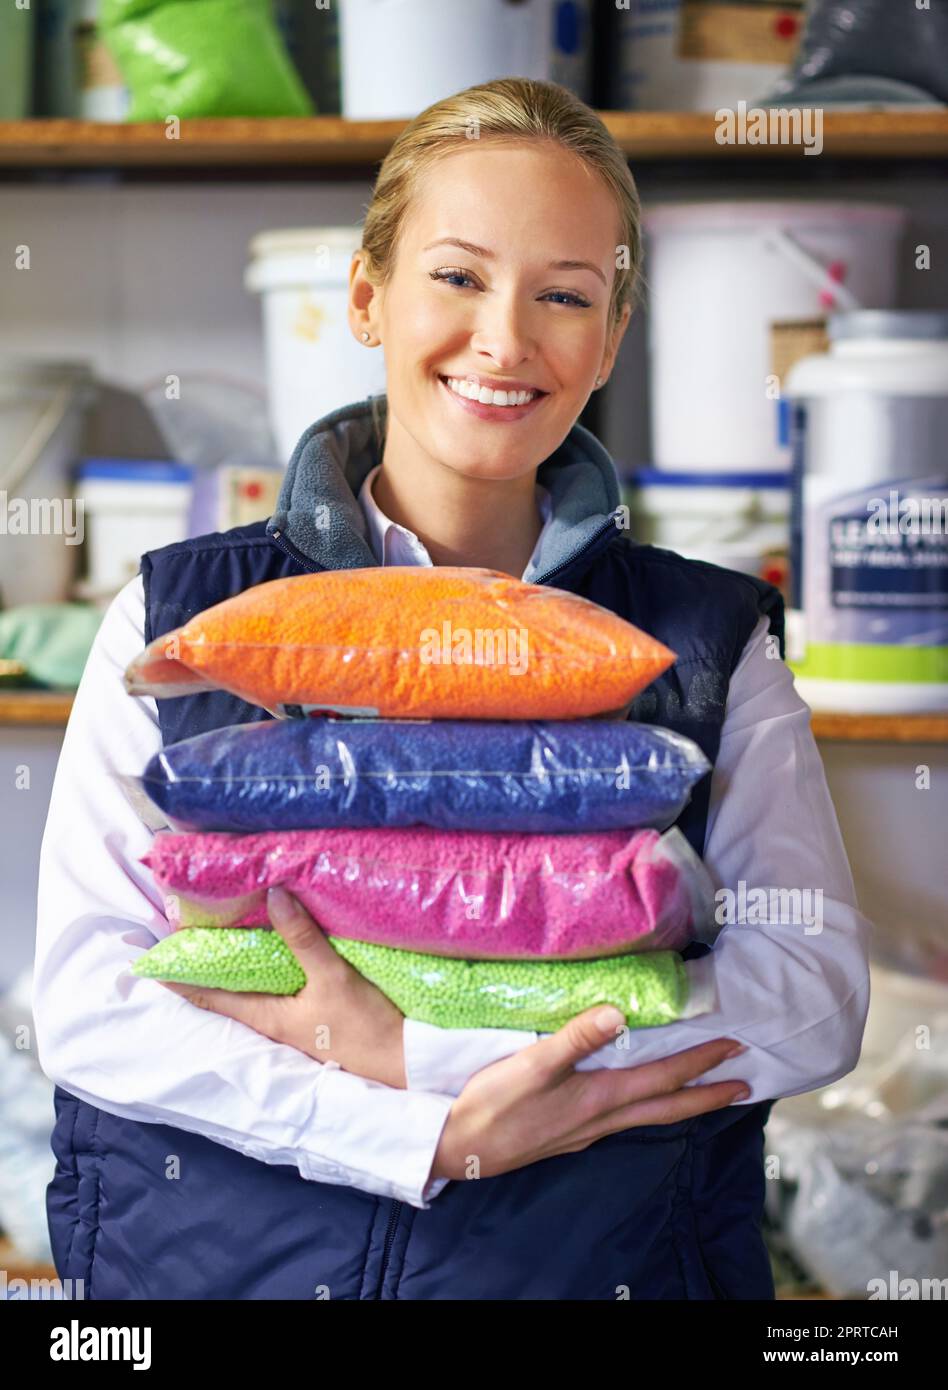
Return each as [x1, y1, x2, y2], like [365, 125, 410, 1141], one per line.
[438, 375, 548, 414]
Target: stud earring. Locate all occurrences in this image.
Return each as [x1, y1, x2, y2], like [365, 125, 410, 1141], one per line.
[361, 331, 371, 343]
[595, 376, 604, 386]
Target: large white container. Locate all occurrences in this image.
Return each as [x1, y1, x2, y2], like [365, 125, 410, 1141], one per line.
[73, 460, 194, 602]
[617, 0, 803, 112]
[784, 311, 948, 715]
[244, 227, 387, 466]
[339, 0, 591, 119]
[622, 469, 790, 590]
[0, 360, 95, 609]
[644, 201, 907, 472]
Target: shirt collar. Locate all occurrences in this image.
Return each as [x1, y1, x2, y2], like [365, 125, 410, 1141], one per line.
[357, 464, 553, 580]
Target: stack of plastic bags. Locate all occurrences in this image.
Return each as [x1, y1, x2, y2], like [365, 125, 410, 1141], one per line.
[125, 568, 721, 1032]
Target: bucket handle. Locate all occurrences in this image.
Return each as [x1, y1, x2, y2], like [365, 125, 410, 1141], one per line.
[767, 229, 863, 311]
[0, 379, 80, 496]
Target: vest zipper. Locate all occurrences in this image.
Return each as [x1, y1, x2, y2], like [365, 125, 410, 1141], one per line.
[531, 514, 620, 588]
[268, 527, 322, 574]
[376, 1199, 403, 1298]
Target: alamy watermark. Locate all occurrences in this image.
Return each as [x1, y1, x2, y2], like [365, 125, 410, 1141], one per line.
[715, 101, 823, 157]
[419, 622, 529, 675]
[0, 490, 84, 544]
[867, 490, 948, 536]
[715, 880, 824, 935]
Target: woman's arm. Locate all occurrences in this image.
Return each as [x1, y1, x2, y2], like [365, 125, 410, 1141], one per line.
[31, 575, 454, 1208]
[401, 614, 872, 1101]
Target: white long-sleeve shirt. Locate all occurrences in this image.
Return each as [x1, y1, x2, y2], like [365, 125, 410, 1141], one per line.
[32, 472, 871, 1210]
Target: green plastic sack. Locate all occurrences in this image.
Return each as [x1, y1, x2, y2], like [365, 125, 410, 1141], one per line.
[131, 927, 696, 1032]
[99, 0, 314, 121]
[0, 603, 103, 689]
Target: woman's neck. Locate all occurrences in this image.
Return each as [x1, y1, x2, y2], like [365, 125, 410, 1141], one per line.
[373, 414, 545, 578]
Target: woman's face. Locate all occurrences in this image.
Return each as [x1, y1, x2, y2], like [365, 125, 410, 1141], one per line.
[351, 139, 631, 482]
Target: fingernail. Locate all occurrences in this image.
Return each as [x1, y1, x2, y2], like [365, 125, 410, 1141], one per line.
[596, 1006, 625, 1034]
[267, 886, 291, 911]
[724, 1043, 747, 1059]
[732, 1085, 751, 1101]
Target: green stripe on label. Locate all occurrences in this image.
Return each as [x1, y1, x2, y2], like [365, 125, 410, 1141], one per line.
[789, 643, 948, 683]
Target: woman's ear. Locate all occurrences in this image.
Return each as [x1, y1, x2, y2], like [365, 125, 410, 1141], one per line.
[348, 250, 381, 346]
[597, 302, 633, 386]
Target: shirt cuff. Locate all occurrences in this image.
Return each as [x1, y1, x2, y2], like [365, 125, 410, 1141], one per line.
[403, 1017, 538, 1097]
[297, 1063, 454, 1209]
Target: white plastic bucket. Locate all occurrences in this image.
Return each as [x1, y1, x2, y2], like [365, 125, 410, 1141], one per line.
[784, 311, 948, 715]
[244, 227, 388, 466]
[0, 360, 96, 609]
[73, 460, 194, 602]
[339, 0, 590, 119]
[617, 0, 803, 112]
[644, 201, 907, 472]
[623, 469, 791, 588]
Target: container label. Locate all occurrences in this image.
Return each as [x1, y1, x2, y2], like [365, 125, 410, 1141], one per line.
[829, 511, 948, 611]
[678, 1, 804, 65]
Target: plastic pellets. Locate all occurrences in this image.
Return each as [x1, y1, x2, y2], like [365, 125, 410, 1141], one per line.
[330, 938, 690, 1030]
[131, 927, 306, 995]
[130, 928, 695, 1030]
[139, 715, 711, 836]
[142, 824, 718, 959]
[123, 567, 676, 719]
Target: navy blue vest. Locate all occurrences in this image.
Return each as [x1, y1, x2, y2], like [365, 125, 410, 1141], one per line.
[47, 517, 784, 1300]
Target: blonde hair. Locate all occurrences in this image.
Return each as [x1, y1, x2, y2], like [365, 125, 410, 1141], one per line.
[360, 77, 643, 445]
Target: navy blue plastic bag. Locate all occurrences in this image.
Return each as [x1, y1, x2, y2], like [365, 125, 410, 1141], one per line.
[136, 716, 710, 834]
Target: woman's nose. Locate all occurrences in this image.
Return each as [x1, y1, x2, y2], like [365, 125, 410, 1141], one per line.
[468, 295, 536, 368]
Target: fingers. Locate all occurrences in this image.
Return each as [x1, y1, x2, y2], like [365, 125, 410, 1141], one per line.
[266, 886, 342, 976]
[571, 1079, 751, 1148]
[527, 1005, 629, 1074]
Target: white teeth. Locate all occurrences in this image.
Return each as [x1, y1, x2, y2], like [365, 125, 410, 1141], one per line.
[444, 377, 537, 407]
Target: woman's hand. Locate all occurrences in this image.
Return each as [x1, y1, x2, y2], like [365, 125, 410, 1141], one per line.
[157, 886, 407, 1089]
[430, 1011, 749, 1183]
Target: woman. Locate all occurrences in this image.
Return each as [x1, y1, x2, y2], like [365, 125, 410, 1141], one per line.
[34, 78, 870, 1300]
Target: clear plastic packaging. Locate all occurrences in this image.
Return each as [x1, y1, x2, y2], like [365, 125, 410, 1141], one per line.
[135, 715, 711, 835]
[99, 0, 314, 122]
[143, 823, 720, 960]
[131, 927, 718, 1030]
[764, 966, 948, 1297]
[764, 0, 948, 106]
[123, 567, 676, 720]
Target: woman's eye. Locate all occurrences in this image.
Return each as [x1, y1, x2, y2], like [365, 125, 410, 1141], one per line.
[429, 267, 476, 288]
[542, 290, 591, 308]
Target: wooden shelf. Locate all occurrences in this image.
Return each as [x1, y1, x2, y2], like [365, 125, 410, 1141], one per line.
[0, 690, 75, 726]
[0, 688, 945, 741]
[3, 110, 948, 171]
[0, 1237, 59, 1286]
[809, 711, 948, 743]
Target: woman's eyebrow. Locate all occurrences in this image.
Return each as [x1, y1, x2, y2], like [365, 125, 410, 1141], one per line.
[421, 237, 607, 285]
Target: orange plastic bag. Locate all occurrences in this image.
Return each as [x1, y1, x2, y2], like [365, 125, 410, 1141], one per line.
[124, 567, 675, 719]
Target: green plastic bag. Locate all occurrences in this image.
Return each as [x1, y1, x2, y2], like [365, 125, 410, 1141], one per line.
[0, 603, 103, 689]
[99, 0, 314, 121]
[131, 928, 694, 1032]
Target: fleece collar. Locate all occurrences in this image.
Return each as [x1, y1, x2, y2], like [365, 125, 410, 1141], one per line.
[265, 394, 622, 584]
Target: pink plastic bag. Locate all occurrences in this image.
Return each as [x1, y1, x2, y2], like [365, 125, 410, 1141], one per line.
[143, 824, 718, 960]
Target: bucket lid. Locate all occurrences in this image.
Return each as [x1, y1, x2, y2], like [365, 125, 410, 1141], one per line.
[828, 310, 948, 342]
[75, 459, 193, 483]
[643, 201, 908, 233]
[247, 227, 364, 259]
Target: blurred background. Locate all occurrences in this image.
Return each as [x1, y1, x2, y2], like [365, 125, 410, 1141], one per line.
[1, 0, 947, 1300]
